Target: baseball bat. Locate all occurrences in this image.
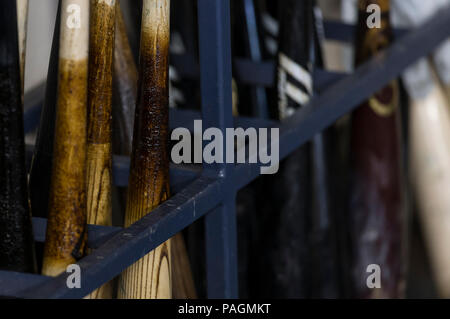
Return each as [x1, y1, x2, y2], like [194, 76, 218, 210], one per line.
[117, 0, 172, 299]
[348, 0, 406, 298]
[391, 0, 450, 298]
[409, 67, 450, 298]
[0, 0, 36, 274]
[84, 0, 117, 299]
[255, 0, 315, 298]
[41, 0, 90, 277]
[113, 1, 196, 299]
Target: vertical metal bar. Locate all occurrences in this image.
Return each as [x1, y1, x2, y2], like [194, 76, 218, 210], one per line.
[205, 196, 238, 298]
[243, 0, 269, 118]
[197, 0, 238, 298]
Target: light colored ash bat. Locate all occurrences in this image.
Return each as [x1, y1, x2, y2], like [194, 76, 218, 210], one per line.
[42, 0, 90, 277]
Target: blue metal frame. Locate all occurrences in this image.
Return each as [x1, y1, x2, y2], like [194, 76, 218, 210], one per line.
[0, 0, 449, 299]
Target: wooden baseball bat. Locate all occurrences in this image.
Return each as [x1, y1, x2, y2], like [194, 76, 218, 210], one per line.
[83, 0, 117, 299]
[348, 0, 406, 298]
[29, 3, 61, 221]
[42, 0, 90, 277]
[117, 0, 172, 299]
[409, 67, 450, 298]
[0, 0, 36, 274]
[390, 0, 450, 298]
[113, 1, 196, 299]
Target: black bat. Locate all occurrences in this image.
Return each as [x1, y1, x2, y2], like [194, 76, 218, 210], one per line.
[0, 0, 36, 273]
[254, 0, 316, 298]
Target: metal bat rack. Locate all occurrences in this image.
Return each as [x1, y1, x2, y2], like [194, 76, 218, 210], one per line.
[0, 0, 449, 299]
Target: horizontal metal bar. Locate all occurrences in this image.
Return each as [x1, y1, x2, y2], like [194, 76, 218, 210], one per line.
[233, 61, 347, 91]
[313, 69, 348, 94]
[0, 271, 51, 298]
[32, 217, 122, 249]
[16, 177, 222, 298]
[232, 7, 450, 190]
[233, 58, 274, 87]
[323, 20, 408, 44]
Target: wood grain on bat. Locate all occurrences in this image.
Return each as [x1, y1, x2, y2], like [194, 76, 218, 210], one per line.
[114, 1, 196, 298]
[84, 0, 116, 299]
[118, 0, 172, 299]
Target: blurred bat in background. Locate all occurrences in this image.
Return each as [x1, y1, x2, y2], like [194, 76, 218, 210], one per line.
[348, 0, 406, 298]
[391, 0, 450, 298]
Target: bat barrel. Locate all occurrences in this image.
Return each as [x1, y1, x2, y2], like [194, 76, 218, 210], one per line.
[84, 0, 117, 299]
[118, 0, 172, 299]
